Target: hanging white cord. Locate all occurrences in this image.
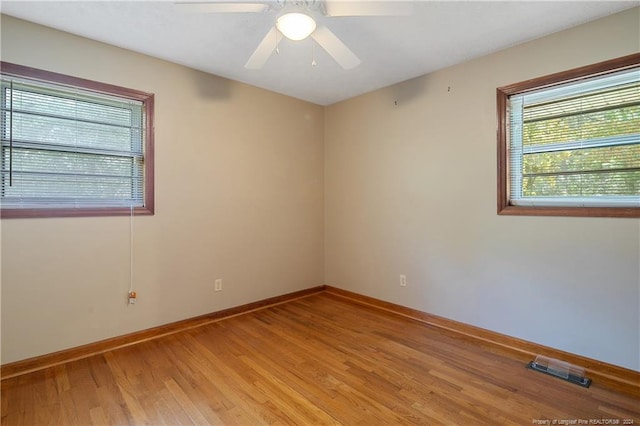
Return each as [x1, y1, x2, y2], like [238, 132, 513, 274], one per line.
[129, 205, 134, 295]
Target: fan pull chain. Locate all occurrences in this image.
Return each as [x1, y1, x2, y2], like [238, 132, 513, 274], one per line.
[311, 40, 317, 67]
[275, 29, 280, 55]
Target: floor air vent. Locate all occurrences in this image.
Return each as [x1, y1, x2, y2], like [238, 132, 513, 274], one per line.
[527, 355, 591, 387]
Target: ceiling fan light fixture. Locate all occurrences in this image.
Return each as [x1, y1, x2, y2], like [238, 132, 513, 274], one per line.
[276, 12, 316, 41]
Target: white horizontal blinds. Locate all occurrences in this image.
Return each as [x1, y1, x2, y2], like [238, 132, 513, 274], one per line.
[0, 76, 145, 208]
[508, 96, 524, 201]
[509, 68, 640, 207]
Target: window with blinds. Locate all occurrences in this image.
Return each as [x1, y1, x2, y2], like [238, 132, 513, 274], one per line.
[497, 54, 640, 217]
[0, 63, 154, 218]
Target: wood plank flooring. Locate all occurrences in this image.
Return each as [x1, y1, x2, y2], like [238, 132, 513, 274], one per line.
[2, 292, 639, 425]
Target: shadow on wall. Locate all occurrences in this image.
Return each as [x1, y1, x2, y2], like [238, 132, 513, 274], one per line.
[386, 75, 431, 107]
[189, 68, 233, 100]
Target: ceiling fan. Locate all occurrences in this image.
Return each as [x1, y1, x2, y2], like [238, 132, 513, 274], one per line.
[175, 0, 412, 70]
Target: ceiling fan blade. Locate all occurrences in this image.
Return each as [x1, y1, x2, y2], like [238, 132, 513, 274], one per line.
[175, 2, 268, 14]
[245, 26, 283, 69]
[324, 1, 413, 17]
[311, 25, 361, 70]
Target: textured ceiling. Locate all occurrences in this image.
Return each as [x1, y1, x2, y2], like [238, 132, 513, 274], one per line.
[1, 1, 638, 105]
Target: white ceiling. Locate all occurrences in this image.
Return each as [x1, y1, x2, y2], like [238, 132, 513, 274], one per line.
[1, 1, 638, 105]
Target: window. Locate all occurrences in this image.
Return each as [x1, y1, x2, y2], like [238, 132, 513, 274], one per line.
[0, 62, 154, 218]
[497, 54, 639, 218]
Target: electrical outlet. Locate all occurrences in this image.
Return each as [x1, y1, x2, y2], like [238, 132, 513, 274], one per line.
[214, 278, 222, 292]
[400, 275, 407, 287]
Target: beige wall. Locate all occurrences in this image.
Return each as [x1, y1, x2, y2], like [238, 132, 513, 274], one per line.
[0, 15, 325, 364]
[2, 8, 639, 371]
[325, 8, 640, 371]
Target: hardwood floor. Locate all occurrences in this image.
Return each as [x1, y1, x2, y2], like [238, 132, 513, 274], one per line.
[2, 292, 639, 425]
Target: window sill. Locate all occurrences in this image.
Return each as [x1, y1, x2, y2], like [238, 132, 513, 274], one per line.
[1, 206, 154, 219]
[497, 204, 639, 218]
